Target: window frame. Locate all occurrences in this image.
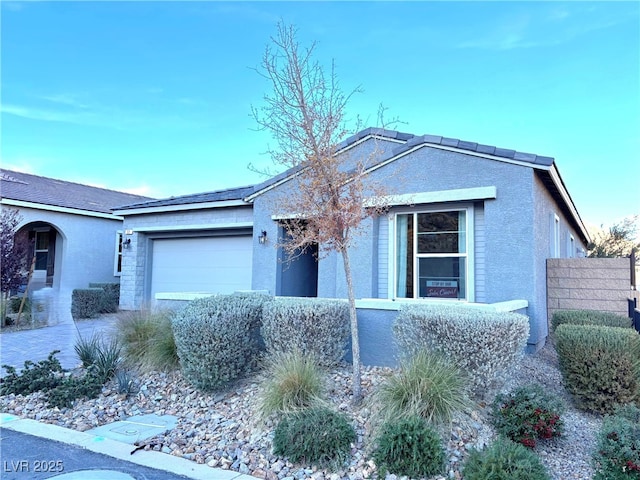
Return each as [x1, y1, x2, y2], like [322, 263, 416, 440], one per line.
[391, 203, 474, 302]
[114, 231, 123, 277]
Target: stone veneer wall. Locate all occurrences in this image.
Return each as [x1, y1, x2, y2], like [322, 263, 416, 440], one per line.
[547, 258, 636, 322]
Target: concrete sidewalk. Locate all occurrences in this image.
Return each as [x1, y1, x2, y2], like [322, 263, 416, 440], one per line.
[1, 414, 254, 480]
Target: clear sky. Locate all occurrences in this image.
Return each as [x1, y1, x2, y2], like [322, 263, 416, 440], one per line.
[1, 1, 638, 232]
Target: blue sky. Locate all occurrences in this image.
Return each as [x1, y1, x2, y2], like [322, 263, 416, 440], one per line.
[1, 1, 638, 232]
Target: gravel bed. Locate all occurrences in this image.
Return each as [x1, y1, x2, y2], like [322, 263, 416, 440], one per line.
[0, 342, 601, 480]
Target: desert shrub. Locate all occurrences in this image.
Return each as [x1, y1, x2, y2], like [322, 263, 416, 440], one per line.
[555, 324, 640, 414]
[372, 415, 445, 478]
[47, 368, 104, 409]
[75, 333, 102, 367]
[258, 349, 326, 419]
[115, 369, 137, 397]
[89, 282, 120, 313]
[394, 304, 529, 398]
[491, 384, 564, 448]
[462, 436, 550, 480]
[593, 404, 640, 479]
[371, 350, 467, 426]
[91, 337, 121, 382]
[552, 309, 632, 332]
[71, 288, 105, 319]
[9, 296, 31, 314]
[273, 407, 355, 466]
[116, 308, 178, 372]
[261, 297, 349, 366]
[172, 293, 271, 391]
[0, 350, 107, 408]
[0, 351, 64, 395]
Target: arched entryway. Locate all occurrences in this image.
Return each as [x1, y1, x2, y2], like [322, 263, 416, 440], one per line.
[16, 222, 63, 291]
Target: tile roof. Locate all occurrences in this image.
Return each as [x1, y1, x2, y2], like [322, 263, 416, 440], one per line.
[247, 127, 556, 199]
[116, 185, 256, 210]
[338, 127, 555, 166]
[0, 169, 153, 215]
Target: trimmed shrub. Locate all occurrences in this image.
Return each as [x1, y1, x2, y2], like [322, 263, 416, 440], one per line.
[462, 436, 550, 480]
[393, 304, 529, 397]
[172, 293, 271, 391]
[491, 384, 564, 448]
[552, 309, 632, 332]
[273, 407, 355, 466]
[89, 282, 120, 313]
[555, 324, 640, 414]
[71, 288, 105, 319]
[116, 308, 178, 372]
[258, 349, 326, 419]
[261, 297, 349, 366]
[372, 415, 445, 478]
[593, 404, 640, 479]
[371, 350, 468, 426]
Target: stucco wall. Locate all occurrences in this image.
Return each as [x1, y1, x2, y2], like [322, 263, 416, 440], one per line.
[532, 173, 588, 347]
[547, 257, 633, 320]
[6, 205, 122, 293]
[251, 145, 565, 351]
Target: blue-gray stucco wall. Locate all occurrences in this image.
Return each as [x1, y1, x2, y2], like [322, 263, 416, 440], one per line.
[252, 138, 550, 348]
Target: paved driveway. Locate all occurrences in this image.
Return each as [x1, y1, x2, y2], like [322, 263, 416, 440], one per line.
[1, 288, 117, 376]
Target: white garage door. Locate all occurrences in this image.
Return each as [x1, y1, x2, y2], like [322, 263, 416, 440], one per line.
[150, 236, 253, 298]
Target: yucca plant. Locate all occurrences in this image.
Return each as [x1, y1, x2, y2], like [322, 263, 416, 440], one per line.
[371, 350, 468, 427]
[74, 333, 102, 367]
[258, 349, 327, 419]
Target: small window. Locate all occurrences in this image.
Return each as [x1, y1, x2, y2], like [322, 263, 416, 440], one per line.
[568, 234, 575, 258]
[114, 232, 123, 276]
[551, 214, 560, 258]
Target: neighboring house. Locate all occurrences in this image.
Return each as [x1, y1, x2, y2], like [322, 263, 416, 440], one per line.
[0, 169, 152, 294]
[114, 128, 590, 352]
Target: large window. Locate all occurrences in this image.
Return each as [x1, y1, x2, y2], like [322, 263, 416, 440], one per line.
[396, 209, 469, 300]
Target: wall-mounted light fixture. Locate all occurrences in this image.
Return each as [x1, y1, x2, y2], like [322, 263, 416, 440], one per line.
[122, 238, 131, 249]
[259, 230, 268, 245]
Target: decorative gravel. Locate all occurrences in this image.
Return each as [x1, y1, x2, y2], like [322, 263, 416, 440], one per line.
[1, 342, 602, 480]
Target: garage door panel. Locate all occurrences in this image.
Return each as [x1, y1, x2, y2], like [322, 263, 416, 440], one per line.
[151, 236, 252, 298]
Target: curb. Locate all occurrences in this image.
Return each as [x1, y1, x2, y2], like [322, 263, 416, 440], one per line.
[0, 413, 257, 480]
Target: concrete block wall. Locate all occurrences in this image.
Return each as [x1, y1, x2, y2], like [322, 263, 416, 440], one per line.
[547, 258, 633, 320]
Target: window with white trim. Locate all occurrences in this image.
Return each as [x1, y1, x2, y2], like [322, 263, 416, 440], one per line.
[395, 208, 470, 300]
[551, 214, 560, 258]
[114, 232, 123, 276]
[568, 234, 575, 258]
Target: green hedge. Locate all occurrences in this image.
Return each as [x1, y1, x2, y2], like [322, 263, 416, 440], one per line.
[71, 288, 105, 319]
[551, 309, 632, 332]
[261, 297, 350, 366]
[89, 282, 120, 313]
[555, 324, 640, 414]
[172, 293, 271, 391]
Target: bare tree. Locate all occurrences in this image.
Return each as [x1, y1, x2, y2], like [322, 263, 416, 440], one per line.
[252, 23, 388, 403]
[1, 208, 31, 323]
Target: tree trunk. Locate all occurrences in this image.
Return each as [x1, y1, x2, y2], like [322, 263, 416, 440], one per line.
[341, 247, 362, 404]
